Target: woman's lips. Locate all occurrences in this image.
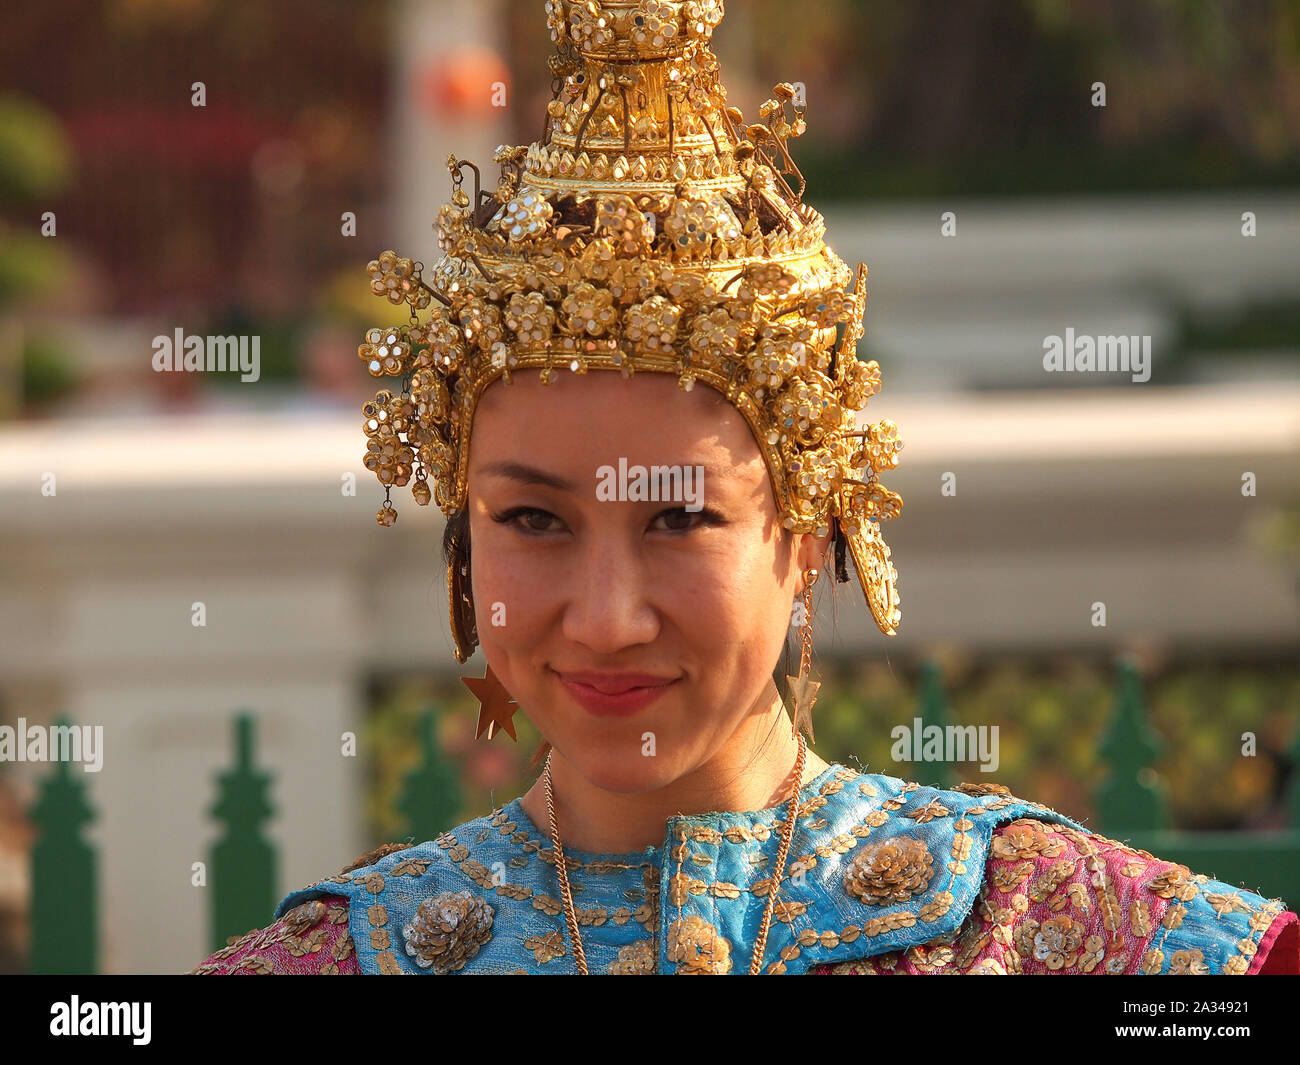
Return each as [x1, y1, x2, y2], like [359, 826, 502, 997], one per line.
[555, 671, 680, 717]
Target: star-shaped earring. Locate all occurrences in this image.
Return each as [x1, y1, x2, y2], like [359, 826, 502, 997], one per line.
[786, 672, 820, 743]
[462, 665, 520, 742]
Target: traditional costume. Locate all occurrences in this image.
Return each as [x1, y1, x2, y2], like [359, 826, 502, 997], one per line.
[191, 0, 1298, 974]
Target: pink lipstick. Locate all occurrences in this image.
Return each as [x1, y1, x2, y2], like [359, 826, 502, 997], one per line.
[554, 670, 680, 718]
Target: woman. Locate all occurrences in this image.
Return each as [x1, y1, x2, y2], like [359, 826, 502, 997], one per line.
[191, 0, 1297, 975]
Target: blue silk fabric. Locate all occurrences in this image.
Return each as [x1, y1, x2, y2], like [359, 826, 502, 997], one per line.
[272, 762, 1281, 974]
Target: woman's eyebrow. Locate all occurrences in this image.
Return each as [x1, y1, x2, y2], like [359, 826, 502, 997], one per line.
[478, 462, 578, 492]
[478, 461, 741, 493]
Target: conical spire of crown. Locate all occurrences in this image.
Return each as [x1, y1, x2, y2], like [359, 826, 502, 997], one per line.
[526, 0, 800, 203]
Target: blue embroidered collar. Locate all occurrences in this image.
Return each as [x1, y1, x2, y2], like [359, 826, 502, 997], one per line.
[275, 763, 1086, 974]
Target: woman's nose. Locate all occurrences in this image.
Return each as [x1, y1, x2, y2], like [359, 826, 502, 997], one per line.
[560, 546, 661, 653]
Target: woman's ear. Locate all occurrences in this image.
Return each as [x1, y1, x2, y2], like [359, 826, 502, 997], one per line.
[795, 526, 834, 584]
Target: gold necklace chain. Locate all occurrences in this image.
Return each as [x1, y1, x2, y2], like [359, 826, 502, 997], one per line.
[544, 733, 809, 975]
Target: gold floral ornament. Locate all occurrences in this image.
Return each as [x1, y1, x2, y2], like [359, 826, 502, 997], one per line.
[608, 938, 657, 974]
[569, 1, 616, 51]
[990, 820, 1065, 861]
[631, 0, 680, 51]
[596, 194, 657, 253]
[667, 915, 732, 974]
[664, 193, 741, 257]
[1032, 914, 1085, 970]
[684, 0, 724, 38]
[843, 836, 936, 905]
[355, 0, 905, 655]
[366, 251, 430, 310]
[358, 326, 413, 379]
[491, 189, 555, 243]
[402, 891, 496, 974]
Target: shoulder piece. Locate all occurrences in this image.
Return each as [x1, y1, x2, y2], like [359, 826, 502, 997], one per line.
[188, 894, 359, 974]
[814, 816, 1298, 975]
[737, 773, 1089, 972]
[270, 837, 483, 975]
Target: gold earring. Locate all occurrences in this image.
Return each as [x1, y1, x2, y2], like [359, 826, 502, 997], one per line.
[462, 664, 520, 742]
[446, 538, 515, 741]
[786, 567, 821, 743]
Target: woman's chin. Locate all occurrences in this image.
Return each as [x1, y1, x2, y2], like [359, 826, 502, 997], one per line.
[557, 742, 687, 795]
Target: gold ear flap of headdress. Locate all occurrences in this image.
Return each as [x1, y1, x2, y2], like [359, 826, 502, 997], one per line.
[448, 545, 479, 664]
[839, 500, 901, 637]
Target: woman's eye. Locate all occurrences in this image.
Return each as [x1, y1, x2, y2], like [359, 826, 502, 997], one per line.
[492, 507, 564, 534]
[650, 507, 721, 533]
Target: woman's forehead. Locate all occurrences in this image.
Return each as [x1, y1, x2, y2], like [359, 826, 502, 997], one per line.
[472, 371, 761, 469]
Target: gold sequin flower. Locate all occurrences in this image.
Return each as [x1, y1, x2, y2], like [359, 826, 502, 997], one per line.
[842, 480, 904, 527]
[402, 891, 495, 974]
[363, 394, 416, 494]
[367, 251, 429, 309]
[773, 378, 842, 448]
[506, 291, 557, 351]
[569, 2, 616, 50]
[683, 0, 724, 38]
[608, 939, 656, 975]
[624, 295, 681, 355]
[562, 281, 618, 337]
[544, 0, 568, 41]
[991, 820, 1063, 861]
[858, 419, 904, 474]
[839, 357, 883, 410]
[844, 836, 935, 905]
[687, 307, 742, 370]
[495, 189, 554, 242]
[747, 332, 801, 394]
[597, 194, 656, 254]
[667, 915, 732, 974]
[665, 194, 740, 257]
[789, 447, 838, 509]
[458, 296, 507, 354]
[1032, 915, 1084, 970]
[631, 0, 680, 51]
[358, 326, 412, 379]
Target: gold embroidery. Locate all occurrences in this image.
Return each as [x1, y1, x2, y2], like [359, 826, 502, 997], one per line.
[341, 842, 410, 875]
[524, 930, 567, 964]
[1032, 915, 1084, 970]
[402, 890, 495, 973]
[608, 939, 656, 974]
[667, 914, 732, 974]
[844, 836, 935, 905]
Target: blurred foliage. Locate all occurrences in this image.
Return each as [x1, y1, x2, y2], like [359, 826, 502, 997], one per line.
[0, 94, 79, 419]
[201, 311, 303, 387]
[362, 652, 1300, 847]
[0, 232, 73, 308]
[20, 334, 81, 408]
[0, 96, 75, 315]
[1177, 298, 1300, 355]
[0, 95, 73, 202]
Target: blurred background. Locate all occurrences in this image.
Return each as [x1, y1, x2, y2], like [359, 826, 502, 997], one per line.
[0, 0, 1297, 973]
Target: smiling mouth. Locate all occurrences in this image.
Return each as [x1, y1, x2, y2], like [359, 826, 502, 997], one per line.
[552, 669, 680, 717]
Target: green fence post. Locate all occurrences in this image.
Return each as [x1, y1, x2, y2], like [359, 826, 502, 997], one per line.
[396, 708, 462, 844]
[915, 659, 953, 791]
[1095, 657, 1170, 833]
[209, 712, 276, 951]
[28, 716, 96, 974]
[1287, 718, 1300, 831]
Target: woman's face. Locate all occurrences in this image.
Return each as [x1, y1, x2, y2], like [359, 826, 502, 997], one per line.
[466, 370, 825, 795]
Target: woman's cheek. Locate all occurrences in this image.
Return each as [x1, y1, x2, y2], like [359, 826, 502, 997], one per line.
[472, 542, 557, 637]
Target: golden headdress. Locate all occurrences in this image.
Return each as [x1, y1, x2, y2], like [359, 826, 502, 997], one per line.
[358, 0, 902, 661]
